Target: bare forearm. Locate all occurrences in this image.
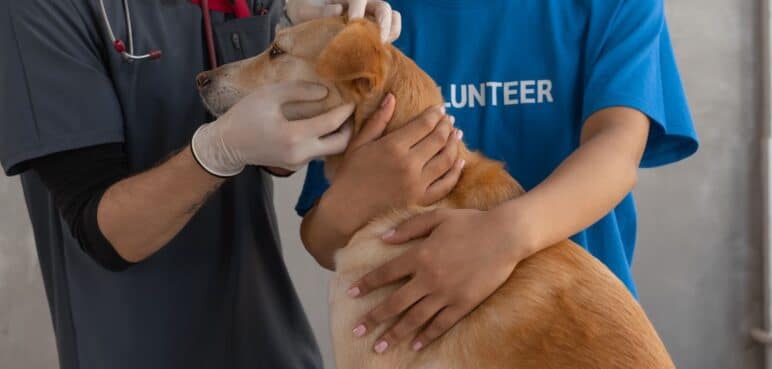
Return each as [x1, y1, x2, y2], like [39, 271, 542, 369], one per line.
[98, 146, 225, 262]
[494, 108, 649, 257]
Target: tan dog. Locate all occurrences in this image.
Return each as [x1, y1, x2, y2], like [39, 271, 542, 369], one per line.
[198, 17, 675, 369]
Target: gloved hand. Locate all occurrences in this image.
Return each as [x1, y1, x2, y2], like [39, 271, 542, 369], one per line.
[286, 0, 401, 42]
[192, 81, 354, 177]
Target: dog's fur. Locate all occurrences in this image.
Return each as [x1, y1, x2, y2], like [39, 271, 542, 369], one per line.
[198, 17, 675, 369]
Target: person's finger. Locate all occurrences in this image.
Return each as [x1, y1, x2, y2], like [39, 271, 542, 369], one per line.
[272, 81, 329, 103]
[352, 280, 427, 339]
[329, 0, 367, 19]
[295, 103, 356, 137]
[372, 296, 445, 353]
[348, 255, 412, 298]
[381, 209, 446, 244]
[423, 159, 466, 206]
[313, 122, 353, 157]
[365, 1, 392, 42]
[387, 10, 402, 43]
[385, 105, 446, 149]
[348, 93, 395, 150]
[294, 3, 343, 23]
[411, 115, 454, 163]
[420, 126, 461, 182]
[411, 306, 467, 351]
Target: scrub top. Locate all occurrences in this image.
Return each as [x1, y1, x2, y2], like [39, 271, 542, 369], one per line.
[0, 1, 322, 369]
[296, 0, 699, 296]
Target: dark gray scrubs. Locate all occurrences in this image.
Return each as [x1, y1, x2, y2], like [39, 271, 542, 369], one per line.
[0, 1, 322, 369]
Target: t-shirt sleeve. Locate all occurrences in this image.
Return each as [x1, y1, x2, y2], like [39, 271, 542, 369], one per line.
[295, 160, 331, 217]
[582, 0, 698, 168]
[0, 1, 124, 176]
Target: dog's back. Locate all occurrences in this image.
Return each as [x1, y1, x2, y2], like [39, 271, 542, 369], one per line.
[329, 20, 675, 369]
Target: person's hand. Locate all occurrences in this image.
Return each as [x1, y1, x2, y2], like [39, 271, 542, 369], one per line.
[192, 81, 354, 177]
[347, 207, 535, 353]
[287, 0, 401, 42]
[321, 94, 465, 238]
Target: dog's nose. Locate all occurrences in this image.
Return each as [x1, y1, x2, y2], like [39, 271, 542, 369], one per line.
[196, 73, 212, 90]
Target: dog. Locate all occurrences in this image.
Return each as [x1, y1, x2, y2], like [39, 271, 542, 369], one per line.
[197, 16, 676, 369]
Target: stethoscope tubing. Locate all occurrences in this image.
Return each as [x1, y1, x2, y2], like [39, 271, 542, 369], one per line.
[98, 0, 162, 61]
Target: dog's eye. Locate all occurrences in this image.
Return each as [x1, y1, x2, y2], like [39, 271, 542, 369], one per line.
[269, 44, 285, 59]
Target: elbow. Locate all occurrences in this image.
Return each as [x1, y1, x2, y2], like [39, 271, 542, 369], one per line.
[300, 217, 336, 271]
[626, 165, 639, 192]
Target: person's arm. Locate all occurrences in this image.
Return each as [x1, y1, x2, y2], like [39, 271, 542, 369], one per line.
[345, 107, 650, 353]
[96, 146, 224, 263]
[29, 143, 225, 267]
[300, 95, 464, 269]
[492, 107, 648, 251]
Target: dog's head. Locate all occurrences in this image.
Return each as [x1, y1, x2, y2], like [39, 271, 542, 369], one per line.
[197, 17, 394, 127]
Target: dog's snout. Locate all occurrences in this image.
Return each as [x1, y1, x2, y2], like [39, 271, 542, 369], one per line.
[196, 73, 212, 90]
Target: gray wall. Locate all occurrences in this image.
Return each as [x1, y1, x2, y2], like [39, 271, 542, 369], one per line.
[0, 0, 764, 368]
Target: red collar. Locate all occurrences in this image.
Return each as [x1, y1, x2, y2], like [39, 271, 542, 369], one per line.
[189, 0, 254, 18]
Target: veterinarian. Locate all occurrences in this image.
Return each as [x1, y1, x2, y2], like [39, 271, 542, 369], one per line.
[297, 0, 700, 355]
[0, 1, 430, 368]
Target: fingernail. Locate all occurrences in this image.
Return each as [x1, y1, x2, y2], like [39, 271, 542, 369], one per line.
[353, 324, 367, 337]
[440, 105, 447, 114]
[412, 341, 423, 351]
[381, 94, 393, 107]
[456, 129, 463, 140]
[381, 229, 396, 240]
[459, 159, 466, 169]
[374, 340, 389, 354]
[449, 115, 456, 125]
[347, 287, 361, 298]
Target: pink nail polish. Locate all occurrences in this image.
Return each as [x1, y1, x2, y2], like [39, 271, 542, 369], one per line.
[374, 340, 389, 354]
[459, 159, 466, 169]
[412, 341, 423, 351]
[382, 229, 396, 240]
[347, 287, 361, 298]
[456, 129, 464, 140]
[353, 325, 367, 337]
[381, 94, 392, 108]
[440, 105, 447, 114]
[449, 116, 456, 125]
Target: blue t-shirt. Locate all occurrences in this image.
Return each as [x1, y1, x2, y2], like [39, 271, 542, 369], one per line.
[296, 0, 699, 296]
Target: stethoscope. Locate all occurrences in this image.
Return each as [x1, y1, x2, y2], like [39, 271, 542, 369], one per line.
[98, 0, 254, 67]
[98, 0, 162, 61]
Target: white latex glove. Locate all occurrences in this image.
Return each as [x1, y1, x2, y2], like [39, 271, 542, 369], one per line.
[286, 0, 402, 42]
[192, 81, 354, 177]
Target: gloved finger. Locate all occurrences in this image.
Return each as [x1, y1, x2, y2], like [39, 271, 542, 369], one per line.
[329, 0, 367, 19]
[295, 103, 356, 137]
[294, 3, 344, 23]
[366, 1, 393, 42]
[329, 0, 393, 42]
[313, 122, 354, 157]
[387, 10, 402, 43]
[348, 93, 395, 151]
[272, 81, 330, 104]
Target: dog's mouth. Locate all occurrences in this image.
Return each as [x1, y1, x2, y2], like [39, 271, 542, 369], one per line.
[199, 85, 243, 117]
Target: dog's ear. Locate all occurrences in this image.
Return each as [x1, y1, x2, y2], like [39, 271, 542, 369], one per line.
[316, 19, 388, 98]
